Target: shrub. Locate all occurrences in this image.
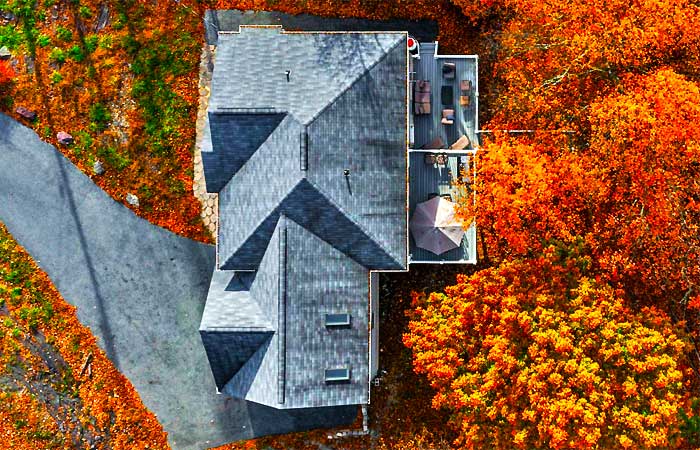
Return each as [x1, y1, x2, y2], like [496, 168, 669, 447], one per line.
[49, 47, 65, 64]
[84, 34, 98, 53]
[49, 70, 63, 84]
[78, 5, 92, 18]
[0, 24, 22, 50]
[0, 60, 15, 85]
[88, 103, 111, 132]
[97, 145, 130, 171]
[73, 131, 93, 158]
[98, 35, 112, 50]
[37, 33, 51, 47]
[67, 44, 84, 62]
[55, 26, 72, 42]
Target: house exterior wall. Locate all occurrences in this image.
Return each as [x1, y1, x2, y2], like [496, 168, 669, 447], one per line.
[369, 272, 380, 380]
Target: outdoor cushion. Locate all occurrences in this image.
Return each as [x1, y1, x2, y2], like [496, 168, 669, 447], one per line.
[414, 101, 431, 115]
[421, 136, 445, 149]
[441, 109, 455, 125]
[460, 79, 472, 93]
[415, 92, 430, 103]
[416, 79, 431, 93]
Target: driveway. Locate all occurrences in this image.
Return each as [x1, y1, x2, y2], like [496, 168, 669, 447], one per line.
[0, 113, 356, 449]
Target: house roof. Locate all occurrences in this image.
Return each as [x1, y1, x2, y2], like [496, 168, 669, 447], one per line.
[200, 26, 407, 409]
[201, 215, 370, 408]
[211, 27, 408, 271]
[207, 26, 404, 124]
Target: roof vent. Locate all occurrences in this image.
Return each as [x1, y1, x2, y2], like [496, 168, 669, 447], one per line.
[285, 70, 291, 82]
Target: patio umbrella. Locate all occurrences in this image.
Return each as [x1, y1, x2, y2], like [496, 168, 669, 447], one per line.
[410, 196, 465, 255]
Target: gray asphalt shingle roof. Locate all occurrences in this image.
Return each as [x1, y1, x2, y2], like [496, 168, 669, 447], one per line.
[200, 26, 408, 409]
[208, 27, 404, 124]
[203, 112, 285, 192]
[215, 215, 370, 408]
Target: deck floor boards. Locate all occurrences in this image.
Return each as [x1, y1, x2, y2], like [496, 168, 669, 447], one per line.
[408, 151, 476, 263]
[410, 43, 477, 150]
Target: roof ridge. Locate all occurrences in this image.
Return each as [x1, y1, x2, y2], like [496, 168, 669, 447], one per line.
[303, 35, 405, 127]
[304, 178, 405, 268]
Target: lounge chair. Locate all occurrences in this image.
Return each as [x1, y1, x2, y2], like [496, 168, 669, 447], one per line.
[421, 136, 445, 149]
[441, 109, 455, 125]
[443, 62, 456, 80]
[449, 134, 470, 150]
[441, 85, 454, 106]
[460, 80, 472, 107]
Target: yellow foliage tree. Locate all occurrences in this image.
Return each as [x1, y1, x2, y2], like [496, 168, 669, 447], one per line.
[404, 248, 692, 449]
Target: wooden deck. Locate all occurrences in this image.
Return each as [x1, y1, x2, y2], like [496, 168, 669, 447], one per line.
[408, 151, 477, 263]
[409, 43, 478, 150]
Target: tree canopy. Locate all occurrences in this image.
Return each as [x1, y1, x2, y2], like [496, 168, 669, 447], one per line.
[405, 249, 693, 449]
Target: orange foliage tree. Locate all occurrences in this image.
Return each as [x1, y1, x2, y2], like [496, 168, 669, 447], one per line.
[460, 66, 700, 352]
[486, 0, 700, 131]
[584, 69, 700, 306]
[404, 247, 693, 449]
[455, 133, 598, 260]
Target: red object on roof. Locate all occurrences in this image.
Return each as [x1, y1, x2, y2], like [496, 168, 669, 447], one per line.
[407, 37, 417, 51]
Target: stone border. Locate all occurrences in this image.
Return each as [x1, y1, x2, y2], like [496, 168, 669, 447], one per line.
[194, 44, 218, 237]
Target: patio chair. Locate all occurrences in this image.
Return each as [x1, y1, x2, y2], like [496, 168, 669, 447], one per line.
[449, 134, 470, 150]
[443, 62, 456, 80]
[421, 136, 444, 149]
[424, 153, 437, 165]
[436, 153, 448, 166]
[441, 109, 455, 125]
[441, 85, 454, 106]
[459, 79, 472, 107]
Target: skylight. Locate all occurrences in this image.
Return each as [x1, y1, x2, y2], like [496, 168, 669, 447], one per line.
[325, 313, 351, 327]
[325, 367, 351, 383]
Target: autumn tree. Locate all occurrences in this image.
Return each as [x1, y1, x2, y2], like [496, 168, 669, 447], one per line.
[486, 0, 700, 131]
[583, 69, 700, 307]
[455, 133, 599, 260]
[404, 248, 693, 449]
